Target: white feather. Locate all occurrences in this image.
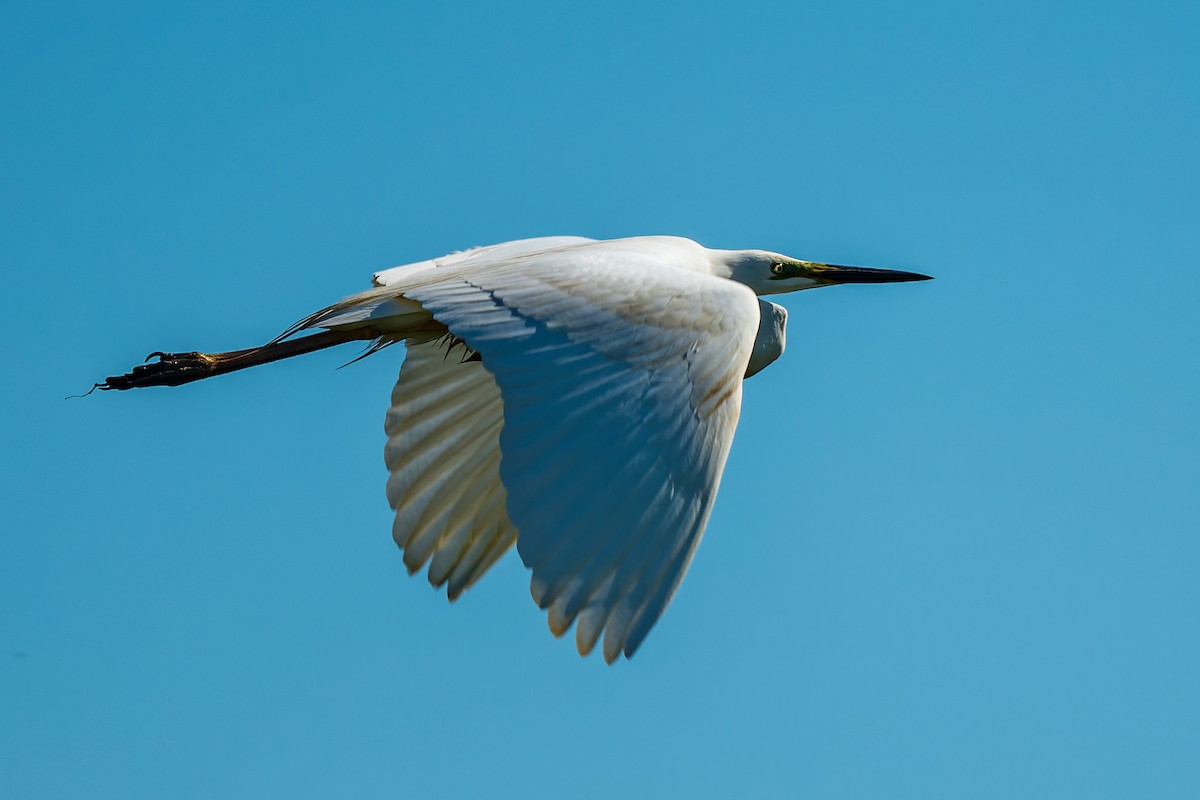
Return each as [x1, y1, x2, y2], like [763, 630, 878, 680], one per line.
[345, 238, 759, 662]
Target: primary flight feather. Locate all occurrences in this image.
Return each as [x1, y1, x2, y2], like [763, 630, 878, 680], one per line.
[100, 235, 930, 663]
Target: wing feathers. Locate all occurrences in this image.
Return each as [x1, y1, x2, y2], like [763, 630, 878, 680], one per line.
[385, 341, 513, 592]
[396, 249, 757, 660]
[357, 240, 759, 660]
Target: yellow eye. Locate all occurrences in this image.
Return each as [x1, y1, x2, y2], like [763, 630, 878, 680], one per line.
[770, 262, 786, 276]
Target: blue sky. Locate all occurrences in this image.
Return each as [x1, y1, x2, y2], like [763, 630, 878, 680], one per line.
[3, 1, 1198, 797]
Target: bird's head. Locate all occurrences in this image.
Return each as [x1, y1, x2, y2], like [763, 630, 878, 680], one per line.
[717, 249, 933, 295]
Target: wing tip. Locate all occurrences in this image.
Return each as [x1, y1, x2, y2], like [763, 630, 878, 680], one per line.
[547, 614, 570, 638]
[576, 635, 596, 658]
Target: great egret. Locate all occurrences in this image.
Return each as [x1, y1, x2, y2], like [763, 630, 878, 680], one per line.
[100, 235, 931, 663]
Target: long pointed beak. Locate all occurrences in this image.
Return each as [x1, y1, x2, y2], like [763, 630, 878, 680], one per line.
[809, 263, 933, 284]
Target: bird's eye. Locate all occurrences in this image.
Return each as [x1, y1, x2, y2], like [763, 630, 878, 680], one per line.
[770, 262, 786, 276]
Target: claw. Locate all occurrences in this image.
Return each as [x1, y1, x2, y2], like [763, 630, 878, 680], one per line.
[145, 351, 168, 362]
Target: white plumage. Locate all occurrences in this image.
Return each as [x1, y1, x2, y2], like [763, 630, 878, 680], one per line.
[102, 235, 930, 663]
[320, 236, 757, 662]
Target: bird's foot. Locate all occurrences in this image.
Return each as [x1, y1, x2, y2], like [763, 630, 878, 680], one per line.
[99, 351, 222, 390]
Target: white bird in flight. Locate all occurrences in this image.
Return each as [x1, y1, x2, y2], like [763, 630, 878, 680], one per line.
[100, 235, 930, 663]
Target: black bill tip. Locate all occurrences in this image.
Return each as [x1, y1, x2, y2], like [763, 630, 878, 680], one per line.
[818, 264, 933, 283]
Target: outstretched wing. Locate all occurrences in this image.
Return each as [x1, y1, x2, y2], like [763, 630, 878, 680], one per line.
[399, 246, 760, 662]
[384, 338, 516, 601]
[380, 237, 598, 601]
[372, 236, 595, 288]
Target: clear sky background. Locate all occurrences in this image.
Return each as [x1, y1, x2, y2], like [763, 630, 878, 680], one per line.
[3, 1, 1197, 797]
